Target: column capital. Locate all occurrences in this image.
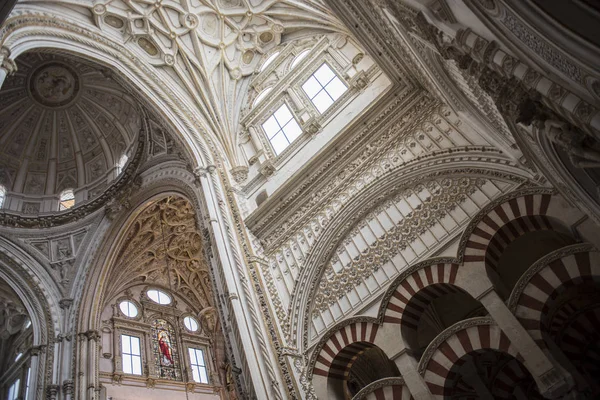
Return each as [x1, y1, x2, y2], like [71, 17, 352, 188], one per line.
[0, 47, 17, 75]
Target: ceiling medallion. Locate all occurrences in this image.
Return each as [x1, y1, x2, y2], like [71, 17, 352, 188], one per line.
[29, 62, 80, 108]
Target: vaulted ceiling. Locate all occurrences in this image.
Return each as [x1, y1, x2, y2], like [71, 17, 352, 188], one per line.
[18, 0, 347, 167]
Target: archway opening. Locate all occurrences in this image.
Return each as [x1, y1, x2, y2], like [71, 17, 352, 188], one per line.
[542, 280, 600, 395]
[327, 343, 399, 400]
[487, 217, 576, 300]
[401, 283, 486, 360]
[0, 277, 34, 400]
[445, 349, 542, 399]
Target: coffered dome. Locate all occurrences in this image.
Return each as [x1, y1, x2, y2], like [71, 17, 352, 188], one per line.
[0, 52, 141, 214]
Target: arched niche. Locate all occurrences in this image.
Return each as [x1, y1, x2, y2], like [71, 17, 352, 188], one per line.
[485, 215, 577, 300]
[326, 342, 400, 400]
[445, 349, 542, 399]
[79, 194, 234, 399]
[0, 242, 59, 400]
[401, 283, 486, 361]
[511, 247, 600, 396]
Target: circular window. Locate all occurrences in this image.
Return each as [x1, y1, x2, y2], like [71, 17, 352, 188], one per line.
[147, 289, 171, 305]
[119, 301, 138, 318]
[184, 316, 199, 332]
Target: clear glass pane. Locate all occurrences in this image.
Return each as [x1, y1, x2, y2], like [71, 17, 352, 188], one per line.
[260, 52, 279, 71]
[253, 87, 272, 107]
[122, 335, 131, 354]
[132, 355, 142, 375]
[147, 290, 159, 302]
[130, 336, 141, 355]
[302, 77, 322, 99]
[274, 104, 293, 126]
[312, 90, 334, 113]
[189, 348, 197, 365]
[314, 64, 335, 85]
[262, 116, 280, 139]
[291, 49, 310, 69]
[199, 366, 208, 383]
[282, 119, 302, 142]
[270, 132, 289, 155]
[119, 301, 137, 318]
[325, 77, 347, 101]
[196, 349, 205, 366]
[122, 354, 132, 374]
[184, 316, 198, 331]
[192, 365, 200, 383]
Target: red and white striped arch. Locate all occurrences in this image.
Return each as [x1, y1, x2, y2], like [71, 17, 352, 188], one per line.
[463, 193, 568, 267]
[384, 263, 461, 326]
[312, 321, 380, 379]
[362, 384, 412, 400]
[514, 250, 600, 349]
[420, 322, 523, 398]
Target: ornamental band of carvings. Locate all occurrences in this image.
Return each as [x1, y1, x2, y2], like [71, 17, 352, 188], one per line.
[312, 177, 487, 314]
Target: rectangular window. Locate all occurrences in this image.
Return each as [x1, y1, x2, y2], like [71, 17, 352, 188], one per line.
[302, 63, 347, 114]
[121, 334, 142, 375]
[7, 379, 20, 400]
[262, 103, 302, 155]
[188, 348, 209, 384]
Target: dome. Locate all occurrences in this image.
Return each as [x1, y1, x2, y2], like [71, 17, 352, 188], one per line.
[0, 52, 141, 215]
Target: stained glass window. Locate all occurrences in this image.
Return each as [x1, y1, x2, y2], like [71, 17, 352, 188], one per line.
[152, 319, 181, 380]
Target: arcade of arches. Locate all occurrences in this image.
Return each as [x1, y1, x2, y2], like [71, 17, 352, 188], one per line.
[0, 0, 599, 399]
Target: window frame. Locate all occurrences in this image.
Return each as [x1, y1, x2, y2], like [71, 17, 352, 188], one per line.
[7, 379, 20, 400]
[300, 62, 348, 114]
[260, 100, 303, 156]
[188, 347, 209, 384]
[120, 334, 143, 376]
[0, 184, 6, 209]
[58, 188, 75, 211]
[146, 288, 172, 305]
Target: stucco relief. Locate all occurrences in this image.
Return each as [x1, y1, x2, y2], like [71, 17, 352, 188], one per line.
[105, 196, 214, 310]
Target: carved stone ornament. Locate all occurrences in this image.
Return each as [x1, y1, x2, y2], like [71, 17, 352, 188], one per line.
[230, 166, 249, 184]
[259, 160, 276, 177]
[104, 196, 214, 311]
[46, 384, 60, 400]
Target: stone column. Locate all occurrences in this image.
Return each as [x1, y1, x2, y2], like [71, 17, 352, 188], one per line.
[0, 47, 17, 89]
[28, 346, 44, 400]
[393, 351, 434, 400]
[195, 165, 284, 400]
[477, 289, 570, 398]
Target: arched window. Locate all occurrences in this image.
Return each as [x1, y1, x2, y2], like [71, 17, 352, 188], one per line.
[116, 154, 128, 175]
[59, 189, 75, 211]
[260, 51, 280, 72]
[253, 87, 273, 107]
[0, 184, 5, 208]
[290, 49, 310, 69]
